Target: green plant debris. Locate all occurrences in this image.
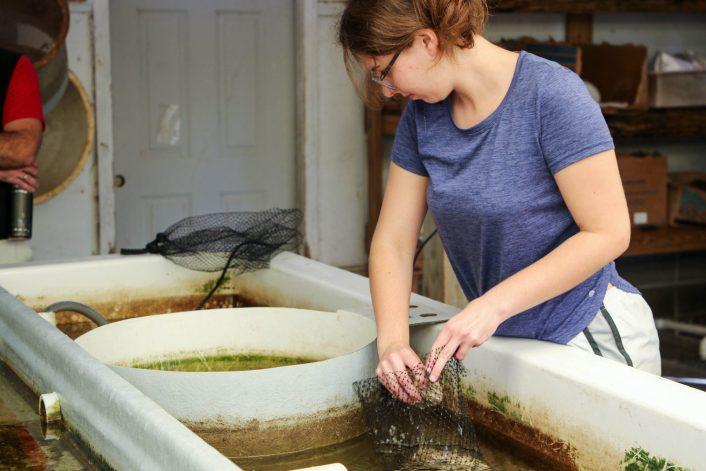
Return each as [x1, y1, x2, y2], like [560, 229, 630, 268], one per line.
[487, 391, 522, 421]
[130, 352, 320, 372]
[198, 272, 232, 294]
[622, 447, 687, 471]
[463, 384, 477, 398]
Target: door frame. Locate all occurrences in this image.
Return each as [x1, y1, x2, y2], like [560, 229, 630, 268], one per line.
[99, 0, 324, 257]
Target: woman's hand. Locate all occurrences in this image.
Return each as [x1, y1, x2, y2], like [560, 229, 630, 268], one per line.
[425, 298, 504, 382]
[0, 164, 39, 192]
[376, 341, 426, 404]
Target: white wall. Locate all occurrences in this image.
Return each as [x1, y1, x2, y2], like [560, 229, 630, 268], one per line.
[312, 2, 367, 267]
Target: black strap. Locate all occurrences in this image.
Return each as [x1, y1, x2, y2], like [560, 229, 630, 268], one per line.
[582, 327, 603, 356]
[600, 305, 634, 367]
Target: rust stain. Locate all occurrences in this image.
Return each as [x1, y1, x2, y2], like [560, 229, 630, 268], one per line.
[467, 398, 579, 471]
[185, 405, 367, 458]
[32, 293, 263, 333]
[31, 291, 579, 468]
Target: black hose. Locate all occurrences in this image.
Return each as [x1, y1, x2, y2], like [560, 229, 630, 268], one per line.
[414, 229, 438, 266]
[44, 301, 109, 326]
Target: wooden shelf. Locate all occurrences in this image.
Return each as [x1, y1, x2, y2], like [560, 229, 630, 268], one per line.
[489, 0, 706, 13]
[604, 107, 706, 139]
[624, 226, 706, 257]
[380, 103, 706, 139]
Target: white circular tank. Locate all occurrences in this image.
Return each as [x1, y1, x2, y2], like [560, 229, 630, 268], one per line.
[75, 307, 378, 457]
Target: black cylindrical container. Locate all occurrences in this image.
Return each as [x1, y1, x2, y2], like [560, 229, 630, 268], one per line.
[9, 184, 32, 239]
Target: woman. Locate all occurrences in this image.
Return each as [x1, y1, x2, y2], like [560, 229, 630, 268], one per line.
[338, 0, 661, 403]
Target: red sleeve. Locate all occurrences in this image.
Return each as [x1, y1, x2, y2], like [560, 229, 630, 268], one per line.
[2, 55, 45, 130]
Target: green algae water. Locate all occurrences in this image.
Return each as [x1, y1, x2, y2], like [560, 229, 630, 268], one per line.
[234, 433, 545, 471]
[130, 353, 320, 372]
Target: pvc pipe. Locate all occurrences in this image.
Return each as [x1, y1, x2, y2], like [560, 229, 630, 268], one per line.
[0, 286, 239, 471]
[37, 311, 57, 326]
[39, 392, 61, 422]
[39, 392, 62, 440]
[655, 318, 706, 336]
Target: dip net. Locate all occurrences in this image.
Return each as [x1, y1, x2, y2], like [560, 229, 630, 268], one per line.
[353, 350, 489, 470]
[120, 208, 302, 308]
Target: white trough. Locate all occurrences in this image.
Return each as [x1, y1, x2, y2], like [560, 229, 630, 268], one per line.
[75, 307, 377, 457]
[0, 251, 705, 470]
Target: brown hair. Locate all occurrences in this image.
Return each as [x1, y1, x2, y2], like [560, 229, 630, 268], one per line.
[338, 0, 489, 107]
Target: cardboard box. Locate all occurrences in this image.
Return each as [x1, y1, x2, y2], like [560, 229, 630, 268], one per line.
[668, 172, 706, 226]
[617, 153, 668, 227]
[499, 39, 648, 109]
[650, 71, 706, 108]
[498, 37, 581, 73]
[581, 43, 649, 110]
[525, 42, 582, 74]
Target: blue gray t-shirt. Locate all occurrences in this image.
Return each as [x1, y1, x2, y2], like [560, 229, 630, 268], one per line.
[392, 51, 639, 344]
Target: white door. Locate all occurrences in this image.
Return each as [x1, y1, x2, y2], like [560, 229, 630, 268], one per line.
[111, 0, 296, 249]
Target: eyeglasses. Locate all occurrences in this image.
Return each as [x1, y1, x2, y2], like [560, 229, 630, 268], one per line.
[371, 50, 402, 90]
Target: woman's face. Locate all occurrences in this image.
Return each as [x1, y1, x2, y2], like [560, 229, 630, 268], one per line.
[364, 30, 454, 103]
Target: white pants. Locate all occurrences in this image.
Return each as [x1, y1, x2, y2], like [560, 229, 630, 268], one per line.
[567, 284, 662, 376]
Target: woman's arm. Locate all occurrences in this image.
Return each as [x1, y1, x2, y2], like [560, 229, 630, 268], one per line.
[371, 162, 429, 402]
[426, 149, 630, 380]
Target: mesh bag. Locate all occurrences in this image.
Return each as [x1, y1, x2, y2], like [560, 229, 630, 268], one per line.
[121, 208, 302, 308]
[353, 350, 489, 471]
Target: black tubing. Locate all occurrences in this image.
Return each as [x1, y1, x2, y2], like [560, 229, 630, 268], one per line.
[44, 301, 108, 326]
[119, 247, 149, 255]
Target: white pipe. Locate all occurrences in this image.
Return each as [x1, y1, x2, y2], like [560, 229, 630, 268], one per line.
[655, 318, 706, 336]
[38, 392, 62, 440]
[655, 319, 706, 362]
[37, 311, 57, 326]
[39, 392, 62, 422]
[0, 286, 240, 471]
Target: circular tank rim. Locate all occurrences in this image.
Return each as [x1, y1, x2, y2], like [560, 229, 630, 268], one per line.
[75, 307, 379, 457]
[75, 307, 378, 371]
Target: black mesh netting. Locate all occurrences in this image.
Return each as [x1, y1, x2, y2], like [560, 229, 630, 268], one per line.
[353, 349, 490, 471]
[120, 208, 302, 308]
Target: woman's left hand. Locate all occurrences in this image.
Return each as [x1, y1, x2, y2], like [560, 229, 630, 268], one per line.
[425, 298, 504, 382]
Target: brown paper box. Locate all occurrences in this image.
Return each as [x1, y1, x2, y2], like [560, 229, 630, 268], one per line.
[668, 172, 706, 226]
[581, 43, 649, 110]
[617, 153, 668, 227]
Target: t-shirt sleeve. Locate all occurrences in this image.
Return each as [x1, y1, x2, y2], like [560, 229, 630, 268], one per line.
[391, 101, 428, 177]
[539, 67, 614, 175]
[2, 55, 45, 130]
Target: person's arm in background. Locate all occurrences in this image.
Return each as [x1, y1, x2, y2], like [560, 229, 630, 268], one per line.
[370, 162, 429, 404]
[0, 54, 44, 190]
[0, 117, 42, 168]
